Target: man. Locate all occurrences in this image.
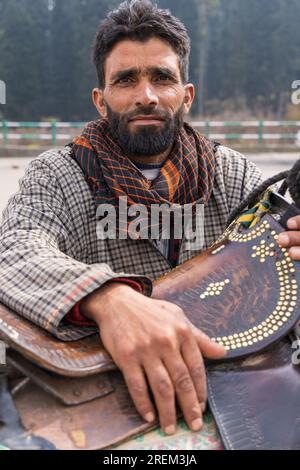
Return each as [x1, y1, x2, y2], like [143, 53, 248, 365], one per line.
[0, 0, 299, 437]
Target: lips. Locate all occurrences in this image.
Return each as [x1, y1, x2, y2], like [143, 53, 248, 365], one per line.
[129, 115, 165, 123]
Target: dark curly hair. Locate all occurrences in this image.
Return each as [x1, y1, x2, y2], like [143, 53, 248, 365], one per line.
[92, 0, 191, 88]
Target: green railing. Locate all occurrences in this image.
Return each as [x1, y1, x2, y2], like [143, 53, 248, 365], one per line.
[192, 120, 300, 144]
[0, 121, 86, 146]
[1, 120, 300, 146]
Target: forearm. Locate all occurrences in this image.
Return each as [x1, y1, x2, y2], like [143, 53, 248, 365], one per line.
[0, 156, 153, 340]
[0, 231, 151, 340]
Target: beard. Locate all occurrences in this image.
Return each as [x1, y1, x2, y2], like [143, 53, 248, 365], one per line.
[105, 102, 185, 158]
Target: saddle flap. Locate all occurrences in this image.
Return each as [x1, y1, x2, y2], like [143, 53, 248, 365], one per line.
[7, 350, 114, 405]
[11, 370, 158, 450]
[153, 213, 300, 359]
[207, 338, 300, 449]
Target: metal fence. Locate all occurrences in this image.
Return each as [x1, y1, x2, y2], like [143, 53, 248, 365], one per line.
[1, 120, 300, 146]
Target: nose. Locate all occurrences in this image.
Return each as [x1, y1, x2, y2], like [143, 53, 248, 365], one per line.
[134, 80, 159, 107]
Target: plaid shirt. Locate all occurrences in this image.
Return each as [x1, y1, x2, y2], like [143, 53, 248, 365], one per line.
[0, 144, 262, 341]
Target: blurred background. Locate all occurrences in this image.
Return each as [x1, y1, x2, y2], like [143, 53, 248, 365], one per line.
[1, 0, 300, 121]
[0, 0, 300, 213]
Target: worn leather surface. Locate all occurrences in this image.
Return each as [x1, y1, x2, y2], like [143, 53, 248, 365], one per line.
[7, 350, 114, 406]
[11, 370, 158, 450]
[0, 306, 113, 377]
[153, 214, 300, 359]
[207, 338, 300, 450]
[0, 375, 56, 450]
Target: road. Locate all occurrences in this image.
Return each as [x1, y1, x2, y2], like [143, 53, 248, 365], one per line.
[0, 151, 299, 217]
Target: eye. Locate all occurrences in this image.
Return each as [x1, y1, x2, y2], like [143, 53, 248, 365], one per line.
[117, 77, 134, 84]
[156, 74, 171, 82]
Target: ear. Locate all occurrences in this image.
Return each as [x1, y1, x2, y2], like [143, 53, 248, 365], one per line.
[92, 88, 107, 118]
[183, 83, 195, 114]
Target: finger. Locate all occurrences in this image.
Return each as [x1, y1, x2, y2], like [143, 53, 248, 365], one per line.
[289, 247, 300, 261]
[121, 364, 157, 424]
[278, 231, 300, 248]
[190, 325, 227, 359]
[287, 216, 300, 230]
[181, 337, 207, 412]
[163, 352, 203, 433]
[144, 360, 177, 435]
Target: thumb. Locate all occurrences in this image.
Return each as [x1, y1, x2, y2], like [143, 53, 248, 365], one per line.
[190, 325, 227, 359]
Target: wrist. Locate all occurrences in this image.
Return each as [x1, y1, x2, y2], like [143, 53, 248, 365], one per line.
[80, 282, 135, 325]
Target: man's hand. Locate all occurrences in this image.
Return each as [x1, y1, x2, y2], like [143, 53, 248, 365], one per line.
[278, 216, 300, 260]
[81, 282, 226, 435]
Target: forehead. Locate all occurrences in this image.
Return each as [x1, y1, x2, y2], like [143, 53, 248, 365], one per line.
[104, 37, 180, 79]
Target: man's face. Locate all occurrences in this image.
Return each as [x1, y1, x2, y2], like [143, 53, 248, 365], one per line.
[93, 38, 194, 157]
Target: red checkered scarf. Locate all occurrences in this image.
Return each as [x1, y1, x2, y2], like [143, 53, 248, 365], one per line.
[71, 119, 218, 240]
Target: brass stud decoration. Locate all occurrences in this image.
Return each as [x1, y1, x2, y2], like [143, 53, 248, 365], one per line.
[207, 220, 298, 351]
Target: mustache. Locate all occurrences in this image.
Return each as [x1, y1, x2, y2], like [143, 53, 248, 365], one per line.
[124, 107, 171, 123]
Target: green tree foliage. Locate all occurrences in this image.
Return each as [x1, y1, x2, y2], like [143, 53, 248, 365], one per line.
[0, 0, 299, 120]
[206, 0, 300, 116]
[49, 0, 119, 120]
[0, 0, 49, 120]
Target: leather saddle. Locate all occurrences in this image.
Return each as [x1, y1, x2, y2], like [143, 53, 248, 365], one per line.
[1, 177, 300, 449]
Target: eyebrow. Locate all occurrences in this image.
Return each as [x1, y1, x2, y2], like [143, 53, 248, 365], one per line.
[110, 66, 179, 83]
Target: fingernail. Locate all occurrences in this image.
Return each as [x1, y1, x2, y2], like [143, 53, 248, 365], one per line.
[288, 219, 297, 229]
[200, 402, 206, 413]
[165, 424, 176, 435]
[191, 418, 203, 431]
[145, 412, 155, 423]
[278, 234, 289, 246]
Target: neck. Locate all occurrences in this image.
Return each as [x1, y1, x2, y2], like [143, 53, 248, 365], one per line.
[128, 144, 172, 166]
